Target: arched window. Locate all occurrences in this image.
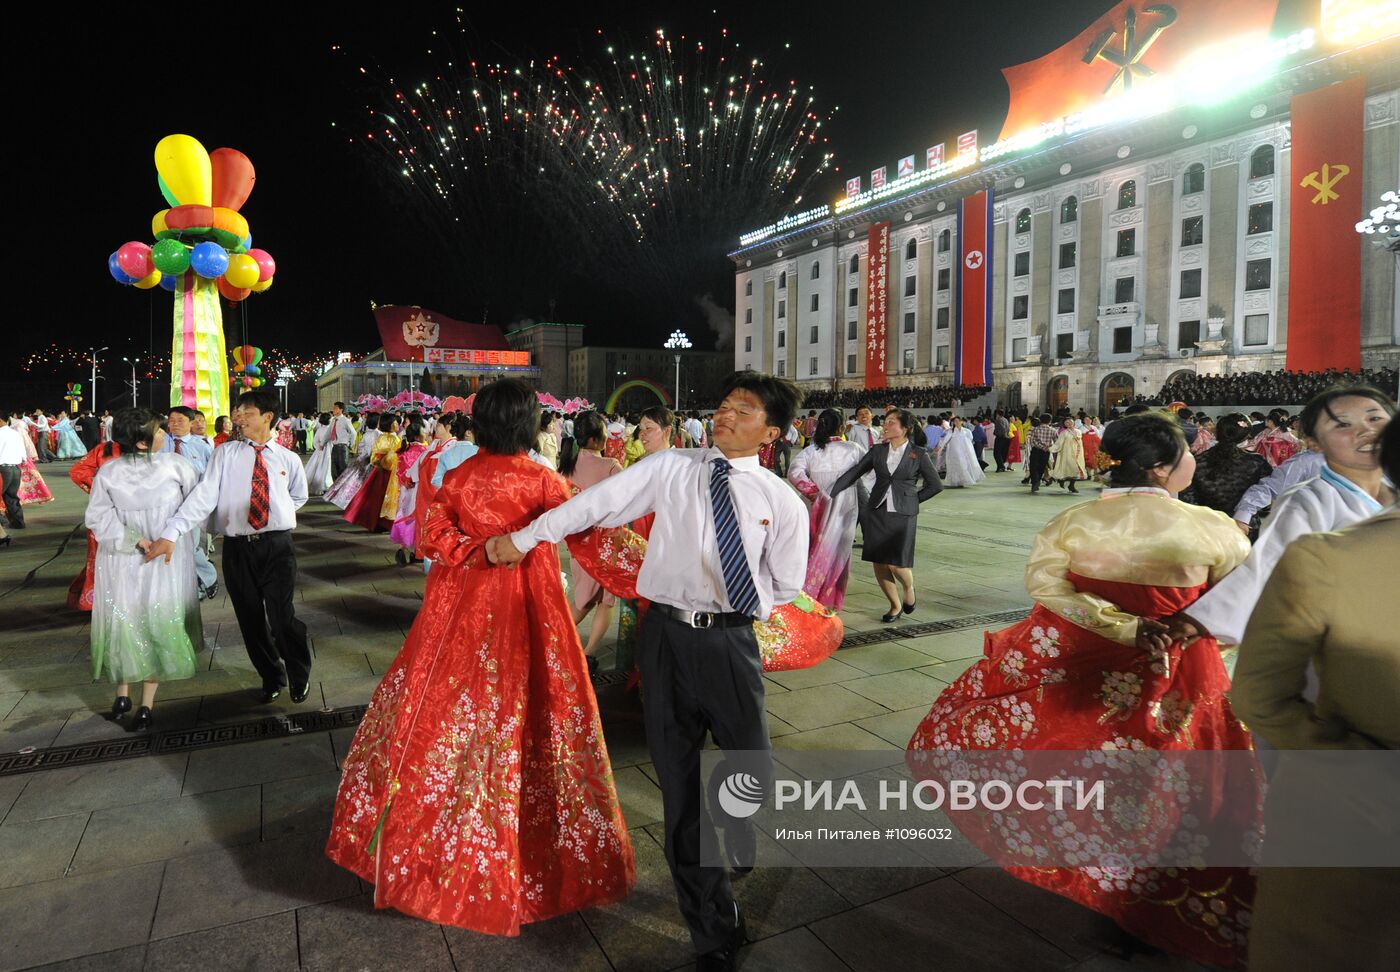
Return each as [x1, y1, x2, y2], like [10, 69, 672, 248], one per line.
[1048, 375, 1069, 413]
[810, 262, 820, 280]
[1101, 372, 1136, 413]
[778, 271, 787, 290]
[1117, 180, 1137, 210]
[1060, 195, 1078, 223]
[1182, 163, 1205, 195]
[938, 228, 951, 252]
[1015, 208, 1032, 234]
[905, 237, 917, 260]
[848, 253, 859, 274]
[1250, 145, 1275, 179]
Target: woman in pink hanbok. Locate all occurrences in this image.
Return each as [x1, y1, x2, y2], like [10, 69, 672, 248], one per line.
[788, 409, 867, 611]
[17, 425, 53, 505]
[1250, 409, 1299, 468]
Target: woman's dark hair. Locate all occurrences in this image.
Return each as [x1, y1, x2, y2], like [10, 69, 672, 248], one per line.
[215, 416, 231, 434]
[1266, 408, 1290, 429]
[1214, 412, 1254, 448]
[450, 413, 473, 439]
[1297, 385, 1396, 439]
[540, 411, 556, 432]
[719, 371, 802, 432]
[398, 417, 425, 450]
[1098, 412, 1187, 487]
[886, 408, 915, 435]
[639, 405, 676, 433]
[473, 378, 539, 454]
[1381, 411, 1399, 486]
[112, 407, 161, 456]
[559, 412, 607, 477]
[813, 408, 844, 449]
[363, 413, 381, 432]
[318, 412, 330, 426]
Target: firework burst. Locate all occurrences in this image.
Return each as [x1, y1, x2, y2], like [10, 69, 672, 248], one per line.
[338, 19, 836, 324]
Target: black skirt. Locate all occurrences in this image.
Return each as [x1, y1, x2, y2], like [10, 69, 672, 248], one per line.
[859, 507, 917, 567]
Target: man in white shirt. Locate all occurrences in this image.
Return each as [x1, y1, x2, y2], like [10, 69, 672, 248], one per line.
[328, 402, 356, 480]
[162, 406, 218, 597]
[490, 372, 808, 971]
[144, 391, 311, 705]
[31, 411, 55, 463]
[683, 410, 705, 447]
[0, 421, 28, 528]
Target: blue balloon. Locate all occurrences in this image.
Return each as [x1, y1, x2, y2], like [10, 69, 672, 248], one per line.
[108, 250, 136, 285]
[241, 234, 252, 250]
[190, 241, 230, 279]
[158, 273, 178, 292]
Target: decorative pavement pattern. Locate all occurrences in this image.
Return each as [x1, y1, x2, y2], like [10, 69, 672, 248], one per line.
[0, 461, 1213, 971]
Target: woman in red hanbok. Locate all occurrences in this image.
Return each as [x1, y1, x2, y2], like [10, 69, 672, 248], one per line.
[67, 442, 122, 610]
[1250, 409, 1299, 468]
[907, 413, 1263, 970]
[326, 381, 635, 935]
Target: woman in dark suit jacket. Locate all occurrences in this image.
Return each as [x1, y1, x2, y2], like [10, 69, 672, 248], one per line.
[831, 408, 943, 622]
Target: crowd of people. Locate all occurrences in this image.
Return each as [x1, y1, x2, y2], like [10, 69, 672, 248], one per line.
[798, 383, 992, 410]
[2, 365, 1396, 970]
[1153, 366, 1398, 407]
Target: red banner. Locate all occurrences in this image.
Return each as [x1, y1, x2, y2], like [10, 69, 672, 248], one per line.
[1287, 76, 1365, 373]
[372, 305, 509, 362]
[864, 222, 890, 389]
[955, 189, 994, 386]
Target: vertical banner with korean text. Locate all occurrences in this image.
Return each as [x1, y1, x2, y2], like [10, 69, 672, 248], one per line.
[1287, 76, 1365, 373]
[864, 222, 891, 389]
[955, 189, 994, 386]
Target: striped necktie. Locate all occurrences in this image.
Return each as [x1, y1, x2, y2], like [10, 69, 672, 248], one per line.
[249, 445, 270, 530]
[710, 458, 760, 617]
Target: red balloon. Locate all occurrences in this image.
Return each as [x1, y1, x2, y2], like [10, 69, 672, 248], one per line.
[247, 248, 276, 282]
[209, 148, 256, 211]
[117, 241, 153, 280]
[218, 277, 251, 302]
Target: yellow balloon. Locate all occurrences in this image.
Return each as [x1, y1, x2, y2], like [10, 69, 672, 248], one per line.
[152, 209, 169, 236]
[154, 134, 211, 207]
[133, 270, 162, 290]
[251, 277, 273, 293]
[225, 253, 261, 289]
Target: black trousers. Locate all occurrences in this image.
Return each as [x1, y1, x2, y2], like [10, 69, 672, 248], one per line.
[221, 531, 311, 689]
[330, 444, 349, 481]
[639, 609, 771, 955]
[1028, 447, 1051, 491]
[0, 465, 23, 528]
[993, 435, 1011, 471]
[35, 434, 53, 463]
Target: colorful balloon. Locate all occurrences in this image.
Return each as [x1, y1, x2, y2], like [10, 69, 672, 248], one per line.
[133, 270, 162, 290]
[209, 148, 256, 211]
[154, 134, 212, 207]
[158, 273, 178, 292]
[108, 251, 136, 285]
[151, 238, 190, 276]
[246, 248, 276, 282]
[117, 241, 153, 280]
[189, 241, 229, 279]
[250, 278, 273, 293]
[224, 253, 261, 289]
[217, 277, 250, 302]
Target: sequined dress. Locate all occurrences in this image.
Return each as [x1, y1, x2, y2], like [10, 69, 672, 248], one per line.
[325, 450, 635, 935]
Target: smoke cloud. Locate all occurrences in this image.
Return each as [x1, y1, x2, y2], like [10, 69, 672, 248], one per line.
[695, 294, 735, 351]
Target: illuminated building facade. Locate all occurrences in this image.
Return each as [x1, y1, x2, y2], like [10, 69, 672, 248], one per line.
[730, 1, 1400, 413]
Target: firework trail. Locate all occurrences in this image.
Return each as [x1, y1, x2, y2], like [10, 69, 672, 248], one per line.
[338, 18, 836, 320]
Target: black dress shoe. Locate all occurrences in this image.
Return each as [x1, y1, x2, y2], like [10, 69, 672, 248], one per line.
[903, 600, 916, 615]
[697, 904, 747, 971]
[881, 611, 901, 624]
[260, 686, 283, 704]
[204, 581, 219, 600]
[131, 706, 153, 731]
[110, 695, 132, 720]
[290, 683, 310, 704]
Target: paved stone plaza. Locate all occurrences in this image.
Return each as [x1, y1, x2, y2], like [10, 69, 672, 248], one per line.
[0, 461, 1213, 971]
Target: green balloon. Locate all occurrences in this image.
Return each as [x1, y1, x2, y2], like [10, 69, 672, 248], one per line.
[151, 238, 190, 276]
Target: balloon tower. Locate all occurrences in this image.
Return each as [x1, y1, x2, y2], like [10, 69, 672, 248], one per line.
[107, 134, 277, 420]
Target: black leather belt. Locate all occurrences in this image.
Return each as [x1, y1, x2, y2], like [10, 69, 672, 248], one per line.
[225, 530, 289, 543]
[652, 602, 754, 629]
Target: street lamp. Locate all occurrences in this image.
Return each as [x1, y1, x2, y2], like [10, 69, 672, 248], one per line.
[663, 330, 692, 410]
[276, 367, 294, 413]
[88, 346, 108, 410]
[122, 356, 139, 407]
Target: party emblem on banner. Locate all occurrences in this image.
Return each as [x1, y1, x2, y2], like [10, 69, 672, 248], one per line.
[402, 312, 441, 348]
[1300, 163, 1350, 204]
[1082, 3, 1179, 93]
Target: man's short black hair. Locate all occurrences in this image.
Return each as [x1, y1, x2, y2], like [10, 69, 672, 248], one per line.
[473, 378, 539, 454]
[333, 401, 346, 411]
[168, 406, 198, 421]
[237, 390, 280, 418]
[719, 372, 802, 433]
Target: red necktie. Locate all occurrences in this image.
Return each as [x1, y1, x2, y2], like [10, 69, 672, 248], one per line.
[330, 423, 337, 442]
[173, 438, 183, 454]
[249, 445, 270, 530]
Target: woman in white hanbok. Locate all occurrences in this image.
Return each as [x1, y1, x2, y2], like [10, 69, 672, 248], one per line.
[789, 409, 867, 610]
[304, 413, 334, 495]
[325, 412, 380, 509]
[1174, 387, 1395, 665]
[86, 409, 202, 731]
[941, 416, 985, 487]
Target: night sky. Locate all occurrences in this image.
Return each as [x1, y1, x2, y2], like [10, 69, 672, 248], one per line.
[8, 0, 1316, 391]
